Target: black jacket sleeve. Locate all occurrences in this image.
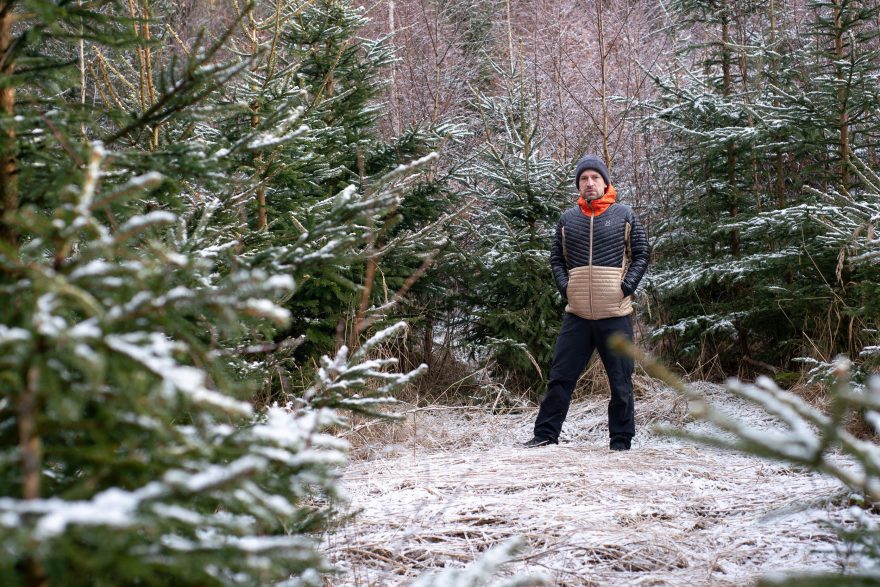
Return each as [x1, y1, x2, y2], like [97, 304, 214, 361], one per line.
[550, 216, 569, 299]
[622, 212, 649, 297]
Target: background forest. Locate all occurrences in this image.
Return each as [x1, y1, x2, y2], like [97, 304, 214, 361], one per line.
[1, 0, 879, 584]
[357, 0, 880, 392]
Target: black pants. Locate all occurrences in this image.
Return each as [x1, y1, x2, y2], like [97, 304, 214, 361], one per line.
[534, 313, 635, 443]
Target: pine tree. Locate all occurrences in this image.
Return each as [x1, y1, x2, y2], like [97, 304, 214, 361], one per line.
[642, 0, 880, 375]
[0, 0, 429, 583]
[210, 0, 457, 391]
[461, 68, 569, 392]
[365, 131, 470, 377]
[794, 156, 880, 388]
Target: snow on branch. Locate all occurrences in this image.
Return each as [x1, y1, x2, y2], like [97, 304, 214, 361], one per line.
[246, 105, 309, 150]
[0, 325, 31, 345]
[301, 322, 427, 414]
[651, 313, 747, 339]
[76, 142, 107, 214]
[377, 151, 439, 184]
[106, 332, 252, 416]
[0, 400, 347, 548]
[92, 171, 164, 211]
[114, 211, 178, 243]
[351, 321, 408, 361]
[242, 298, 291, 325]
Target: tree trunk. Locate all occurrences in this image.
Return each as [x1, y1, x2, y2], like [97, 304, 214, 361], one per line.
[770, 0, 786, 209]
[0, 0, 17, 246]
[721, 12, 739, 256]
[505, 0, 515, 72]
[352, 150, 375, 350]
[388, 0, 401, 135]
[21, 364, 48, 586]
[735, 3, 760, 213]
[254, 102, 266, 230]
[251, 14, 267, 230]
[833, 0, 850, 189]
[423, 316, 433, 368]
[596, 0, 610, 166]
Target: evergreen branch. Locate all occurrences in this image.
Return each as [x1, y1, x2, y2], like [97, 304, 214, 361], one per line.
[103, 4, 253, 145]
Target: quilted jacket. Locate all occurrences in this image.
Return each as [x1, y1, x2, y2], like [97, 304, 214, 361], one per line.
[551, 189, 650, 320]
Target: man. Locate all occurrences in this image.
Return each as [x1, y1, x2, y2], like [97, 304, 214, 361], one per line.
[523, 154, 649, 451]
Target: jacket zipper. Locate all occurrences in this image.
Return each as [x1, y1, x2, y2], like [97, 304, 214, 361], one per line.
[588, 201, 594, 318]
[561, 227, 568, 268]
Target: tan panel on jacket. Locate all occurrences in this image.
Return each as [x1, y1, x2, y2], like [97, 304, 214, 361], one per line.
[565, 266, 633, 319]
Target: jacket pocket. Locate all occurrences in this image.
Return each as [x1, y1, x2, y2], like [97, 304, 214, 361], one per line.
[564, 266, 591, 318]
[591, 266, 628, 318]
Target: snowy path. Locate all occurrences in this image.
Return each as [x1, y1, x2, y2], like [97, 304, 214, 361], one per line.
[324, 383, 862, 586]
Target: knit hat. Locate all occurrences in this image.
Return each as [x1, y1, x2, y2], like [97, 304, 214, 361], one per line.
[574, 155, 610, 188]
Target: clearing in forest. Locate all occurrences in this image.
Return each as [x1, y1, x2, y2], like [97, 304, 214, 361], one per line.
[324, 382, 863, 586]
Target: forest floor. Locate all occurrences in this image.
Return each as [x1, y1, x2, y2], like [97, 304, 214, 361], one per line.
[322, 380, 867, 586]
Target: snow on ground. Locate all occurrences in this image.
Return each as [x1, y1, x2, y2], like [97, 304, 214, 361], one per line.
[323, 381, 868, 586]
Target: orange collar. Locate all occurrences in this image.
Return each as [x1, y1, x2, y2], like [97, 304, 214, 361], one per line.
[577, 185, 617, 216]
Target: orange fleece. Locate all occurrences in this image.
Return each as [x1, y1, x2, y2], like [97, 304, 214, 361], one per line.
[577, 184, 617, 217]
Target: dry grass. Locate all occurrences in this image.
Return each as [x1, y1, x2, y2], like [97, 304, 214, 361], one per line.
[324, 381, 861, 586]
[338, 371, 678, 462]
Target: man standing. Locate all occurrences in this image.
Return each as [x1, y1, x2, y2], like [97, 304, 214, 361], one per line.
[523, 155, 649, 451]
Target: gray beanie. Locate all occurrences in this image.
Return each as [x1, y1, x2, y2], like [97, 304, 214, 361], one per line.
[574, 155, 610, 188]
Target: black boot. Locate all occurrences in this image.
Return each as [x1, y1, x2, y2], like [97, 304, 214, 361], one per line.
[521, 436, 557, 448]
[609, 437, 631, 451]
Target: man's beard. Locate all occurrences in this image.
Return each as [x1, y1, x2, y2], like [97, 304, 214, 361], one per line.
[582, 191, 602, 201]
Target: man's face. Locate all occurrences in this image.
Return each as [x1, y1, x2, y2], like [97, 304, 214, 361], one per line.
[578, 170, 607, 201]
